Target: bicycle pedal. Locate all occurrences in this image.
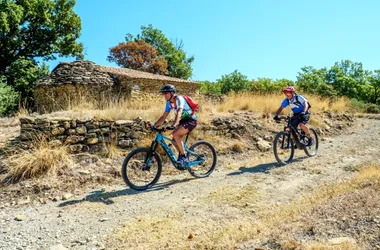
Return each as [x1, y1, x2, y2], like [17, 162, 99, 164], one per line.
[175, 163, 186, 171]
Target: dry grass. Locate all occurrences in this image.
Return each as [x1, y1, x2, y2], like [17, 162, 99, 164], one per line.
[216, 93, 349, 115]
[102, 141, 126, 158]
[46, 99, 165, 121]
[108, 212, 259, 250]
[107, 164, 379, 249]
[255, 164, 379, 248]
[260, 164, 379, 225]
[302, 241, 358, 250]
[206, 184, 260, 208]
[3, 137, 74, 182]
[33, 93, 350, 126]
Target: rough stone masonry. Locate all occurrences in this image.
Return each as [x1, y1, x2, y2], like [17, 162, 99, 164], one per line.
[18, 116, 146, 154]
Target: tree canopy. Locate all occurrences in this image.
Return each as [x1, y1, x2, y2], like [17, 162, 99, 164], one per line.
[0, 0, 83, 73]
[109, 24, 194, 79]
[296, 60, 379, 104]
[107, 40, 168, 75]
[0, 0, 83, 114]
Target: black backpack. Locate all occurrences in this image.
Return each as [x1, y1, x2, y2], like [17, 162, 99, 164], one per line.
[287, 94, 311, 109]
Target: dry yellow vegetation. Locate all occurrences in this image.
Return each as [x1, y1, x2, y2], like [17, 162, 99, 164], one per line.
[107, 164, 379, 249]
[3, 137, 73, 183]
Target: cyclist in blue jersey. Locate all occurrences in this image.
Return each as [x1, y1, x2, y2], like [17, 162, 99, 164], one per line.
[152, 84, 198, 167]
[273, 86, 314, 146]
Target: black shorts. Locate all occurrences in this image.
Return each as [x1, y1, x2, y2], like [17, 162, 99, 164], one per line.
[179, 118, 198, 132]
[291, 111, 310, 128]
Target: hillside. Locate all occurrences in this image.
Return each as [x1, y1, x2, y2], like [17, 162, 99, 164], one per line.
[0, 111, 379, 249]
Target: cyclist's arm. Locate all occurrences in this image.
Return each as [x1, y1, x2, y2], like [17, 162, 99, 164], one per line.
[154, 112, 170, 127]
[173, 108, 183, 127]
[275, 98, 288, 116]
[274, 106, 284, 116]
[298, 95, 309, 113]
[302, 102, 309, 112]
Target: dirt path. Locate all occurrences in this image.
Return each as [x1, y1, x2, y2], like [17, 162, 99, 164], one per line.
[0, 118, 379, 250]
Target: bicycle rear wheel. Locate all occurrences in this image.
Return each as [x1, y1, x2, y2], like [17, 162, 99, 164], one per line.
[121, 147, 162, 191]
[187, 140, 217, 178]
[303, 128, 319, 157]
[273, 131, 295, 165]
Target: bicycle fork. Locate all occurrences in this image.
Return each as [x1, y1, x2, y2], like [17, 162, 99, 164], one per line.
[281, 131, 292, 149]
[143, 140, 159, 170]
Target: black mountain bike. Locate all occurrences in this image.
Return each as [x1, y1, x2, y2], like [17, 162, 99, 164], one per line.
[273, 115, 319, 165]
[121, 126, 217, 191]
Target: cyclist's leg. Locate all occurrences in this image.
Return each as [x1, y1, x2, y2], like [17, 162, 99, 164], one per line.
[290, 115, 302, 146]
[299, 112, 311, 137]
[173, 126, 189, 156]
[173, 119, 198, 157]
[290, 115, 300, 130]
[299, 123, 310, 136]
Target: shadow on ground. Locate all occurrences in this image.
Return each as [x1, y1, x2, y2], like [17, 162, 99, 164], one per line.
[58, 177, 195, 207]
[228, 156, 309, 176]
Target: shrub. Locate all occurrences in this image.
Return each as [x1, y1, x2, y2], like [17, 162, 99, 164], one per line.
[349, 99, 380, 113]
[0, 77, 19, 116]
[365, 103, 380, 114]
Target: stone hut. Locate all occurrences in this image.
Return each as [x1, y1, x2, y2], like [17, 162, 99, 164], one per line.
[34, 60, 198, 113]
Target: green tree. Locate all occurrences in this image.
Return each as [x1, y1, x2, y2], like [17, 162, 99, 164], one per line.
[124, 24, 194, 79]
[250, 78, 293, 93]
[0, 0, 83, 73]
[327, 60, 370, 99]
[6, 58, 49, 103]
[0, 76, 19, 116]
[217, 70, 250, 94]
[369, 70, 380, 104]
[0, 0, 83, 111]
[297, 67, 326, 93]
[199, 80, 221, 95]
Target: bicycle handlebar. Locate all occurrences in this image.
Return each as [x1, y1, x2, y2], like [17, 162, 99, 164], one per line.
[275, 115, 291, 123]
[150, 126, 175, 133]
[145, 121, 175, 133]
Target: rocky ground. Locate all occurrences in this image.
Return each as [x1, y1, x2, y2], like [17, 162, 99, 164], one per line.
[0, 115, 379, 249]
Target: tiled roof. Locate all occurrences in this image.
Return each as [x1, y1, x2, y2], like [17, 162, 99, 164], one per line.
[100, 66, 197, 84]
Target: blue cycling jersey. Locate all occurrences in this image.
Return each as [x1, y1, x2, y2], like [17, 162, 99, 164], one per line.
[281, 94, 308, 114]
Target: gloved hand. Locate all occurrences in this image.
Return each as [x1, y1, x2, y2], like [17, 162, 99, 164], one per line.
[150, 124, 156, 130]
[166, 125, 176, 130]
[273, 115, 280, 121]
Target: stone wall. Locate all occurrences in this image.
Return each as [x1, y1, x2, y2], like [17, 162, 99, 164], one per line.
[17, 114, 270, 154]
[19, 116, 146, 154]
[16, 111, 355, 156]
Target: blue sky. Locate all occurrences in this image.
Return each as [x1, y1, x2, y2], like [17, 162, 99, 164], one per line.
[49, 0, 380, 81]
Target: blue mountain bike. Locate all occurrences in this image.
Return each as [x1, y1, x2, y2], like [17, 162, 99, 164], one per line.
[121, 126, 217, 190]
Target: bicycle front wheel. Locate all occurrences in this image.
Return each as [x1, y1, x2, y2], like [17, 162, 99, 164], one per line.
[303, 128, 319, 157]
[273, 131, 295, 165]
[121, 147, 162, 191]
[187, 140, 217, 178]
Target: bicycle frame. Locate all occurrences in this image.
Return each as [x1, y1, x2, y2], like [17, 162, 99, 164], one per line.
[147, 131, 205, 169]
[281, 116, 305, 150]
